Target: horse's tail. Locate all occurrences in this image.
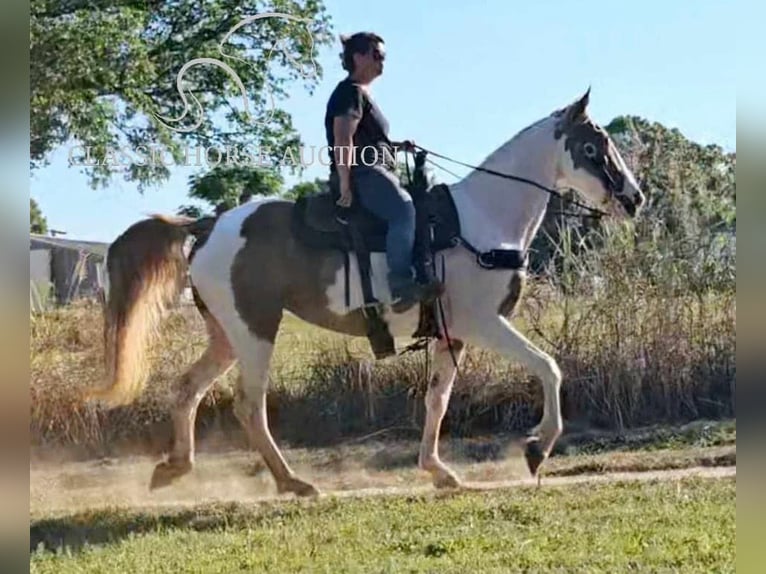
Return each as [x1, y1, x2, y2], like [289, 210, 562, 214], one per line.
[84, 214, 211, 408]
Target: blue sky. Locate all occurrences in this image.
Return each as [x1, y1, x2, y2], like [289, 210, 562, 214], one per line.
[30, 0, 737, 242]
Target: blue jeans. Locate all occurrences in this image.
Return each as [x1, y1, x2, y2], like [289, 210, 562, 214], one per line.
[351, 165, 416, 293]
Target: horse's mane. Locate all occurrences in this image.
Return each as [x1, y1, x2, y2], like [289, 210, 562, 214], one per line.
[472, 108, 564, 169]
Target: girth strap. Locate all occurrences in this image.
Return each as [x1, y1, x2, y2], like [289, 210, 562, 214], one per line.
[454, 235, 528, 271]
[476, 249, 527, 270]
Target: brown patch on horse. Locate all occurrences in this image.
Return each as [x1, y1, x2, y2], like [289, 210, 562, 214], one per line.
[230, 201, 370, 342]
[553, 90, 627, 202]
[497, 271, 526, 318]
[428, 339, 465, 389]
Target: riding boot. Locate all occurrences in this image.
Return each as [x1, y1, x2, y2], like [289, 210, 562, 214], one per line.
[412, 199, 435, 284]
[389, 272, 444, 314]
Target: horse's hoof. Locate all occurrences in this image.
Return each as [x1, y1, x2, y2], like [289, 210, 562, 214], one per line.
[278, 476, 321, 498]
[433, 471, 462, 490]
[149, 460, 190, 491]
[524, 438, 546, 477]
[80, 387, 120, 408]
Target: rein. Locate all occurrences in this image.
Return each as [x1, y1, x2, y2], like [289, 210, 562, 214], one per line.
[413, 144, 609, 219]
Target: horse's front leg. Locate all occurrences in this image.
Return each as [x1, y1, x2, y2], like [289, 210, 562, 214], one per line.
[418, 337, 467, 488]
[466, 315, 563, 475]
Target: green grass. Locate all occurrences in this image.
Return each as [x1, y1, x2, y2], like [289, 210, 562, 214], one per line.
[31, 477, 734, 573]
[556, 419, 736, 456]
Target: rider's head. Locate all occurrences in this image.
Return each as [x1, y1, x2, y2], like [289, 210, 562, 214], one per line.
[339, 32, 385, 82]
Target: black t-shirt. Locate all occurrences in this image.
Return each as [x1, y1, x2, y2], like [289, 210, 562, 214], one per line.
[324, 77, 396, 172]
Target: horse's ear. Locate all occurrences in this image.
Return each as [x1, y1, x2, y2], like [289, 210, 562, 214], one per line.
[555, 87, 591, 137]
[557, 87, 590, 135]
[339, 33, 350, 45]
[570, 86, 590, 119]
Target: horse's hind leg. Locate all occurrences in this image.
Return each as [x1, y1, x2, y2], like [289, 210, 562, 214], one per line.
[150, 310, 236, 490]
[418, 338, 467, 488]
[230, 312, 319, 498]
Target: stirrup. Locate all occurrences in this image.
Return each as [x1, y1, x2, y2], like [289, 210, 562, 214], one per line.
[390, 297, 418, 314]
[361, 301, 385, 318]
[361, 302, 395, 359]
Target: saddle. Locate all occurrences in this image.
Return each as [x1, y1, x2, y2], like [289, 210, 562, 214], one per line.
[291, 151, 462, 359]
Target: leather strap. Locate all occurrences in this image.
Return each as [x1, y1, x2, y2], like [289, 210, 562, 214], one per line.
[345, 217, 377, 305]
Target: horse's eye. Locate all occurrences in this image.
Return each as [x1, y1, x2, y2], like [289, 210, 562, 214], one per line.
[583, 142, 598, 159]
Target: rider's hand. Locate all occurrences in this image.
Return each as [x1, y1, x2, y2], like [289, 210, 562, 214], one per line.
[399, 139, 415, 152]
[336, 184, 353, 208]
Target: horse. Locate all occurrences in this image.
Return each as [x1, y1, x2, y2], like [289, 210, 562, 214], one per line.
[85, 89, 645, 496]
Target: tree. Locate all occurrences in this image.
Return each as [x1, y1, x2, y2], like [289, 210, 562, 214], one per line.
[30, 198, 48, 234]
[178, 165, 284, 216]
[284, 177, 329, 200]
[31, 0, 334, 191]
[605, 115, 735, 236]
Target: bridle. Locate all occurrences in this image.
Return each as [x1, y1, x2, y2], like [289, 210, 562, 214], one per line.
[411, 144, 612, 219]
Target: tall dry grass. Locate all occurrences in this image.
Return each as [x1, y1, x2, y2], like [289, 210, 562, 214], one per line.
[525, 221, 735, 429]
[30, 222, 735, 453]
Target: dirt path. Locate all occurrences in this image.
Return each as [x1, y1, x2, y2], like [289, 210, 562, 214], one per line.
[30, 444, 735, 518]
[331, 465, 735, 501]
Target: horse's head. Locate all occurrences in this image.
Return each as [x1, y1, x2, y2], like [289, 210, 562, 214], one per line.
[552, 89, 645, 218]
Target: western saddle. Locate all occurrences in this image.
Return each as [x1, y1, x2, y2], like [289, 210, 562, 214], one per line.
[291, 151, 462, 359]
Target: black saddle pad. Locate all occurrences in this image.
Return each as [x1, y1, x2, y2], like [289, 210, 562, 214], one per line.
[304, 191, 387, 234]
[291, 184, 460, 255]
[292, 191, 389, 253]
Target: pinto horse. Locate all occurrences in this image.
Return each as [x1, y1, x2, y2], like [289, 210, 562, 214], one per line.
[86, 89, 645, 496]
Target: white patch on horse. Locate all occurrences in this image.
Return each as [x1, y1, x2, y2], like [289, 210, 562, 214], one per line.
[449, 116, 558, 254]
[323, 251, 422, 336]
[608, 138, 642, 193]
[323, 251, 393, 312]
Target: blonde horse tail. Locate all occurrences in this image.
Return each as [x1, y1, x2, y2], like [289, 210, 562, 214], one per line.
[84, 214, 202, 408]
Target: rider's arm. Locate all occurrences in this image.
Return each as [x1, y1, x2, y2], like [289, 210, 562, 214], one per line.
[333, 114, 359, 193]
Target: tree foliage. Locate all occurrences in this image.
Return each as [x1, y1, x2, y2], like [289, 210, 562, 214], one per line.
[284, 177, 329, 200]
[30, 0, 334, 191]
[179, 165, 284, 216]
[30, 198, 48, 234]
[606, 115, 735, 235]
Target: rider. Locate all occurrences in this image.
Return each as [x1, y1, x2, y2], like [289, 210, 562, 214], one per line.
[324, 31, 444, 312]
